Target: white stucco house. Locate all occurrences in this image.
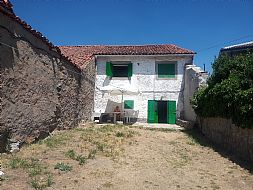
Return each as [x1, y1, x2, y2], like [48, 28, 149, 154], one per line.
[60, 44, 206, 124]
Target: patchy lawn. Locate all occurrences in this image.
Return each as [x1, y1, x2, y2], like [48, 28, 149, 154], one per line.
[0, 124, 252, 190]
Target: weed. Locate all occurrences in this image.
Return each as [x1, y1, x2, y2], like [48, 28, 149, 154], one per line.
[115, 131, 125, 137]
[65, 150, 86, 165]
[9, 157, 29, 169]
[54, 163, 72, 172]
[65, 149, 76, 159]
[0, 174, 7, 182]
[94, 141, 105, 151]
[30, 174, 53, 190]
[8, 157, 52, 189]
[42, 134, 71, 148]
[87, 149, 97, 159]
[46, 174, 54, 187]
[126, 130, 136, 138]
[28, 163, 43, 177]
[76, 155, 86, 165]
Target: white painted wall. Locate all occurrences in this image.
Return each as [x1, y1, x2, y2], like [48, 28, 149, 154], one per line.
[183, 65, 208, 122]
[94, 55, 193, 122]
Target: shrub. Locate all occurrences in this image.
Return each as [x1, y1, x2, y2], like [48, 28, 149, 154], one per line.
[192, 52, 253, 128]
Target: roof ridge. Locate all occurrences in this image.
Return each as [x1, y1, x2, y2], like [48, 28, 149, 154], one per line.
[222, 41, 253, 50]
[58, 44, 177, 47]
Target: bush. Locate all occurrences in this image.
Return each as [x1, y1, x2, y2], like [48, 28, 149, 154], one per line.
[192, 52, 253, 128]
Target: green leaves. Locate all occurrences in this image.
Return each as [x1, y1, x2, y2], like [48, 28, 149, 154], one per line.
[192, 52, 253, 128]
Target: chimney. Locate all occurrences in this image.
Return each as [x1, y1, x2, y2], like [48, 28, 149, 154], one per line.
[0, 0, 14, 14]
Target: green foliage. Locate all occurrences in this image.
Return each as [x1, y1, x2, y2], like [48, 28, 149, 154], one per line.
[192, 52, 253, 128]
[65, 149, 86, 165]
[8, 157, 53, 190]
[65, 149, 76, 159]
[30, 174, 53, 190]
[76, 155, 86, 165]
[9, 157, 29, 169]
[54, 163, 72, 172]
[42, 134, 71, 148]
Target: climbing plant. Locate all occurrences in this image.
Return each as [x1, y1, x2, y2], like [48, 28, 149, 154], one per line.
[191, 52, 253, 128]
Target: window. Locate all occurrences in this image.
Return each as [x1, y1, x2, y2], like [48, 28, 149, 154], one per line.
[106, 62, 132, 78]
[124, 100, 134, 109]
[157, 62, 176, 78]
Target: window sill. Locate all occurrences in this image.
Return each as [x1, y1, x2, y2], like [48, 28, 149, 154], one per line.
[156, 77, 177, 80]
[110, 77, 131, 80]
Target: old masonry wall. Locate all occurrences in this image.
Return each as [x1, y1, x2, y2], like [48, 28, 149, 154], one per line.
[0, 11, 95, 152]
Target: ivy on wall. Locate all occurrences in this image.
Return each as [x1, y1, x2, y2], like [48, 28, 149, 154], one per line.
[191, 52, 253, 128]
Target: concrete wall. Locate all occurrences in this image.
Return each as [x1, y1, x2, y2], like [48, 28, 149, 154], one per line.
[183, 65, 208, 122]
[0, 11, 95, 147]
[198, 117, 253, 163]
[94, 55, 193, 121]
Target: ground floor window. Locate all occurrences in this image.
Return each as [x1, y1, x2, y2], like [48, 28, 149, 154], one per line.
[124, 100, 134, 109]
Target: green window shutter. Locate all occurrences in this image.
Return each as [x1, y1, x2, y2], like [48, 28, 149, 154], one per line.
[106, 62, 113, 77]
[124, 100, 134, 109]
[167, 100, 176, 124]
[158, 63, 176, 78]
[127, 63, 133, 77]
[147, 100, 158, 123]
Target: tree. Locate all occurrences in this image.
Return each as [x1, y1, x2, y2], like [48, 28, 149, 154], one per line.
[191, 53, 253, 128]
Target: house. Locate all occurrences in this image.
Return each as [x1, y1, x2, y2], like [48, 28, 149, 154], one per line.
[220, 41, 253, 56]
[59, 44, 203, 124]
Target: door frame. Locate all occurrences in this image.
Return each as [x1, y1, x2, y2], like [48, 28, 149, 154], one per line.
[147, 100, 176, 124]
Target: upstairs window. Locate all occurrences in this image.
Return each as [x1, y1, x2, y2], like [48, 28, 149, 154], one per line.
[157, 62, 176, 78]
[106, 62, 132, 78]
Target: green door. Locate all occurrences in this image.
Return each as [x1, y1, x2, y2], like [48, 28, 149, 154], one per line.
[147, 100, 158, 123]
[167, 100, 176, 124]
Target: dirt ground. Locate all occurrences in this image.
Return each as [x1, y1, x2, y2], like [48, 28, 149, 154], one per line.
[0, 124, 252, 190]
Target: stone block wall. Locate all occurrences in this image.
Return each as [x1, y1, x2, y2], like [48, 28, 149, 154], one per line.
[0, 11, 95, 149]
[198, 117, 253, 163]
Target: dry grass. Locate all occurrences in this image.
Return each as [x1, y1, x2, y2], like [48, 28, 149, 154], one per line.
[0, 124, 137, 189]
[0, 124, 252, 190]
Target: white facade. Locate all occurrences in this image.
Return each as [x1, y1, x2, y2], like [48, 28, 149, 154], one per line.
[93, 55, 194, 122]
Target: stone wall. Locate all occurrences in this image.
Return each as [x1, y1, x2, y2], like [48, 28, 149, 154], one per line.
[0, 11, 95, 149]
[198, 117, 253, 163]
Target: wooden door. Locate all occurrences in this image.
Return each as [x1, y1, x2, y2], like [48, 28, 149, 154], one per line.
[147, 100, 158, 123]
[167, 100, 176, 124]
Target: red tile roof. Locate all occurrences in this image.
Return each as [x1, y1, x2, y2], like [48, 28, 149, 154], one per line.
[59, 44, 195, 68]
[0, 0, 80, 69]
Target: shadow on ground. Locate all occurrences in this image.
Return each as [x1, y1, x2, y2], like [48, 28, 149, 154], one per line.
[184, 127, 253, 174]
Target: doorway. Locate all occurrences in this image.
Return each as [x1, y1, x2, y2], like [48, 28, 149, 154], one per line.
[147, 100, 176, 124]
[157, 101, 167, 123]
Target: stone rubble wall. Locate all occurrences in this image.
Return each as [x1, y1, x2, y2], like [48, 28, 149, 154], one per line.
[198, 117, 253, 163]
[0, 11, 95, 150]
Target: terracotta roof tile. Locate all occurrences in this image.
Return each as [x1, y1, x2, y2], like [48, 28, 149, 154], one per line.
[59, 44, 195, 68]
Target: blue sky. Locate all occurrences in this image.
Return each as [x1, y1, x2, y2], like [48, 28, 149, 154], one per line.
[12, 0, 253, 73]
